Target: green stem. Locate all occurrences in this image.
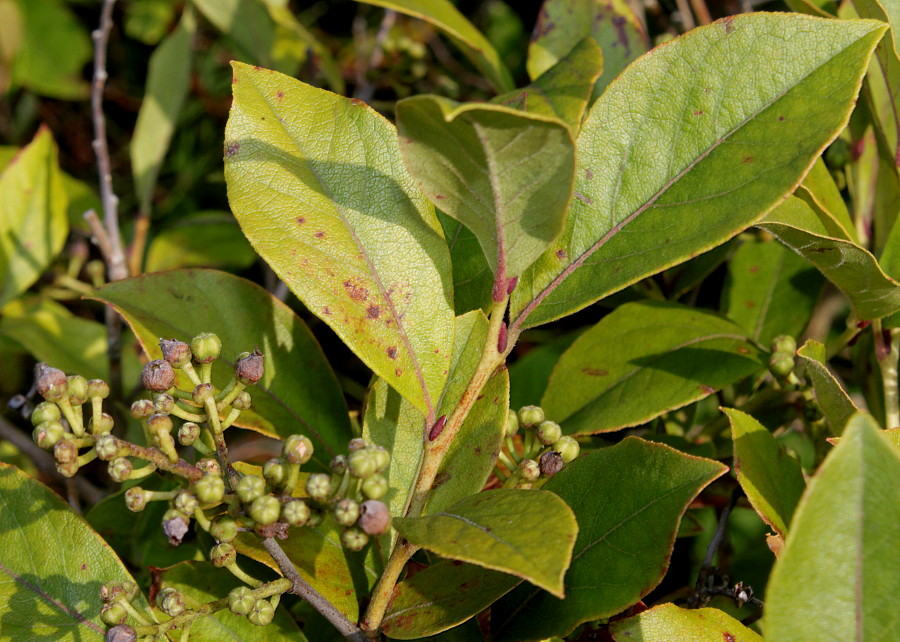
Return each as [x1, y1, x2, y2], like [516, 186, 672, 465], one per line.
[170, 403, 207, 423]
[56, 395, 84, 437]
[127, 463, 157, 480]
[216, 380, 245, 410]
[876, 325, 900, 429]
[181, 362, 202, 387]
[497, 448, 517, 472]
[76, 448, 97, 467]
[199, 362, 212, 384]
[504, 436, 520, 463]
[193, 508, 212, 531]
[116, 596, 151, 626]
[90, 397, 103, 433]
[224, 562, 263, 588]
[55, 274, 94, 295]
[219, 408, 240, 430]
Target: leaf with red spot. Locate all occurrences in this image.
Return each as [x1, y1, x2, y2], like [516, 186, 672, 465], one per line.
[610, 603, 763, 641]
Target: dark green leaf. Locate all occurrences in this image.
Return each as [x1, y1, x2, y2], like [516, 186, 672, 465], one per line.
[440, 213, 493, 315]
[795, 158, 857, 241]
[796, 339, 858, 434]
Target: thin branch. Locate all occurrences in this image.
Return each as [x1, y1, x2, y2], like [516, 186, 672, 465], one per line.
[354, 9, 397, 103]
[260, 537, 367, 641]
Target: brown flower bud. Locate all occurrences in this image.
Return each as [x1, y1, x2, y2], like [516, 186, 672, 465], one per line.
[235, 349, 265, 385]
[105, 624, 136, 642]
[34, 363, 67, 400]
[159, 338, 192, 367]
[358, 499, 391, 536]
[141, 360, 175, 393]
[539, 451, 565, 477]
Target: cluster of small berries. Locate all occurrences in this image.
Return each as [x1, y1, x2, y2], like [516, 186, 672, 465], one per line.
[768, 335, 797, 379]
[497, 405, 580, 488]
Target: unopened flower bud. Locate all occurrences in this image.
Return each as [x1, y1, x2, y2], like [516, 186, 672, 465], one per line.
[154, 393, 174, 414]
[553, 436, 580, 463]
[130, 399, 154, 419]
[100, 602, 128, 626]
[231, 391, 252, 411]
[247, 598, 275, 626]
[769, 354, 795, 377]
[87, 379, 110, 399]
[282, 500, 310, 527]
[341, 526, 369, 551]
[283, 434, 313, 465]
[772, 335, 797, 355]
[348, 450, 376, 479]
[31, 402, 61, 426]
[361, 473, 388, 500]
[334, 499, 360, 526]
[54, 439, 77, 464]
[178, 422, 200, 446]
[95, 434, 119, 460]
[235, 349, 265, 385]
[519, 459, 540, 482]
[108, 457, 133, 482]
[192, 383, 214, 405]
[125, 487, 147, 512]
[141, 360, 175, 393]
[330, 455, 347, 475]
[347, 437, 368, 452]
[536, 420, 562, 446]
[157, 587, 185, 617]
[539, 451, 565, 477]
[163, 509, 190, 546]
[56, 460, 79, 478]
[146, 413, 173, 434]
[229, 586, 256, 615]
[249, 495, 281, 525]
[33, 421, 65, 449]
[370, 446, 390, 472]
[34, 363, 67, 400]
[358, 500, 391, 536]
[505, 409, 519, 437]
[194, 476, 224, 506]
[237, 475, 266, 503]
[196, 458, 222, 476]
[263, 458, 289, 488]
[305, 473, 331, 500]
[211, 542, 237, 567]
[190, 332, 222, 364]
[66, 375, 89, 405]
[105, 624, 136, 642]
[210, 515, 239, 542]
[518, 405, 544, 428]
[174, 491, 199, 515]
[159, 338, 192, 367]
[89, 412, 114, 434]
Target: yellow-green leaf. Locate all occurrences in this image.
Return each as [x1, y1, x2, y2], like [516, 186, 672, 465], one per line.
[610, 603, 763, 642]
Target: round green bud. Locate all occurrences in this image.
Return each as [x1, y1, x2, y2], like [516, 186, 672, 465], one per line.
[348, 450, 377, 479]
[824, 138, 852, 169]
[157, 587, 185, 617]
[236, 475, 266, 503]
[553, 436, 580, 463]
[105, 624, 137, 642]
[771, 335, 797, 355]
[235, 349, 265, 385]
[536, 420, 562, 446]
[231, 391, 252, 411]
[174, 491, 199, 515]
[519, 459, 540, 483]
[249, 495, 281, 526]
[282, 500, 310, 527]
[330, 454, 347, 475]
[370, 446, 391, 472]
[192, 383, 215, 405]
[159, 338, 192, 368]
[153, 393, 174, 414]
[124, 487, 147, 512]
[89, 412, 114, 434]
[305, 473, 332, 500]
[247, 598, 275, 627]
[539, 451, 565, 477]
[146, 413, 173, 435]
[178, 422, 200, 446]
[54, 439, 77, 464]
[228, 586, 256, 615]
[361, 473, 388, 500]
[57, 460, 79, 478]
[341, 526, 369, 552]
[334, 499, 360, 526]
[283, 434, 314, 465]
[130, 399, 154, 419]
[141, 359, 175, 393]
[95, 434, 119, 461]
[33, 421, 65, 449]
[195, 474, 225, 504]
[518, 405, 544, 428]
[108, 457, 133, 483]
[100, 581, 138, 603]
[347, 437, 368, 452]
[100, 601, 128, 626]
[34, 363, 67, 401]
[210, 515, 239, 542]
[87, 379, 110, 399]
[505, 409, 519, 437]
[67, 375, 89, 405]
[263, 458, 289, 488]
[190, 332, 222, 364]
[358, 500, 391, 536]
[31, 401, 61, 426]
[210, 542, 237, 567]
[769, 354, 795, 377]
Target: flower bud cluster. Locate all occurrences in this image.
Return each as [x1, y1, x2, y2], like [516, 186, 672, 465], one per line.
[768, 334, 797, 379]
[497, 405, 580, 489]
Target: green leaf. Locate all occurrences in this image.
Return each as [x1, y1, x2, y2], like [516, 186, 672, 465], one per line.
[795, 157, 857, 242]
[493, 437, 727, 641]
[0, 128, 68, 308]
[528, 0, 648, 102]
[785, 0, 838, 17]
[440, 213, 493, 314]
[0, 463, 148, 639]
[494, 37, 604, 134]
[542, 300, 766, 435]
[397, 96, 576, 281]
[725, 408, 806, 538]
[610, 603, 763, 642]
[131, 7, 195, 214]
[508, 330, 580, 410]
[394, 489, 577, 597]
[509, 14, 885, 330]
[159, 561, 306, 640]
[192, 0, 276, 68]
[765, 413, 900, 641]
[225, 62, 454, 418]
[144, 211, 257, 272]
[382, 560, 518, 640]
[723, 237, 823, 345]
[125, 0, 177, 45]
[90, 269, 352, 464]
[796, 339, 859, 434]
[760, 196, 900, 320]
[353, 0, 513, 92]
[233, 523, 377, 622]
